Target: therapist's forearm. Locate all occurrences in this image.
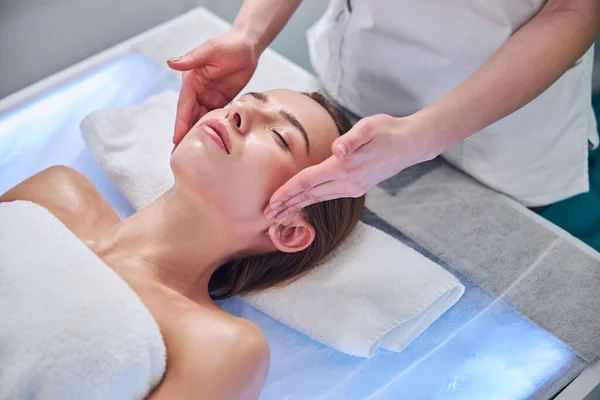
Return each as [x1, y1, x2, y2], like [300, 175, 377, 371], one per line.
[230, 0, 303, 54]
[417, 0, 600, 157]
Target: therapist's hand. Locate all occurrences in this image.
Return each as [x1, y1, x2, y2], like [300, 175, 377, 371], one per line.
[264, 114, 441, 219]
[168, 30, 260, 145]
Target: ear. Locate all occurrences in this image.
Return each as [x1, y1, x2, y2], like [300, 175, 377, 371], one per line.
[267, 213, 315, 253]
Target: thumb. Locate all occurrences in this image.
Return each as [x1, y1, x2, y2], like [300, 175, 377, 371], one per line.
[332, 122, 372, 158]
[167, 46, 210, 71]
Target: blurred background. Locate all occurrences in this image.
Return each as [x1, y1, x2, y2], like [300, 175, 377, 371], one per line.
[0, 0, 326, 99]
[0, 0, 598, 100]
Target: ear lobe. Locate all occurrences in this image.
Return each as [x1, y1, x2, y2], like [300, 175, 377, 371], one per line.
[268, 216, 315, 253]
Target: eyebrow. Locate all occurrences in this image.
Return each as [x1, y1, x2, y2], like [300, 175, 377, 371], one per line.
[247, 92, 310, 153]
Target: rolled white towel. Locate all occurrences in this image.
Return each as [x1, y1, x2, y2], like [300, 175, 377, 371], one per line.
[0, 200, 166, 399]
[81, 92, 464, 357]
[80, 92, 176, 210]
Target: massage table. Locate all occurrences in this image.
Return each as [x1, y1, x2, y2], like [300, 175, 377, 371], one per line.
[1, 8, 599, 400]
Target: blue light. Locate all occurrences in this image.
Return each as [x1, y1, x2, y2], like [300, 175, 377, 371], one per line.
[0, 52, 180, 194]
[0, 52, 582, 400]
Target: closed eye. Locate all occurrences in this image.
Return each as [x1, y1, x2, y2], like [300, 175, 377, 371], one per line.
[270, 128, 289, 149]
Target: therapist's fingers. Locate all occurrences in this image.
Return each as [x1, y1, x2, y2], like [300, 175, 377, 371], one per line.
[264, 180, 356, 220]
[192, 103, 207, 127]
[173, 74, 196, 144]
[196, 87, 230, 113]
[173, 75, 207, 145]
[266, 156, 341, 212]
[167, 45, 211, 71]
[331, 115, 382, 158]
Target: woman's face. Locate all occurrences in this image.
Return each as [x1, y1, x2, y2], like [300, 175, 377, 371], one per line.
[170, 90, 339, 223]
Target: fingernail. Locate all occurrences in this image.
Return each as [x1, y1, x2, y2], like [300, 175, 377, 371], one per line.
[276, 210, 289, 219]
[168, 56, 182, 62]
[337, 143, 347, 156]
[270, 201, 282, 209]
[265, 210, 277, 220]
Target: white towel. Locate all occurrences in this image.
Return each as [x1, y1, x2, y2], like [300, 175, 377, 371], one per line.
[80, 92, 465, 357]
[0, 200, 166, 399]
[244, 221, 464, 356]
[80, 92, 177, 210]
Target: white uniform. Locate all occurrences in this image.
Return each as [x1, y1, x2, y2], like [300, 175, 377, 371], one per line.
[307, 0, 598, 207]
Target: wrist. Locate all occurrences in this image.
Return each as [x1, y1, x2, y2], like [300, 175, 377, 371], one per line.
[404, 111, 447, 162]
[230, 22, 269, 56]
[411, 97, 474, 161]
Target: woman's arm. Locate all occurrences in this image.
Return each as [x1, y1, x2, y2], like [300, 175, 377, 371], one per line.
[228, 0, 303, 54]
[417, 0, 600, 157]
[147, 313, 270, 400]
[263, 0, 600, 213]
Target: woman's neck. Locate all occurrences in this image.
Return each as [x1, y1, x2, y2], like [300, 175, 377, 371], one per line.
[93, 187, 243, 302]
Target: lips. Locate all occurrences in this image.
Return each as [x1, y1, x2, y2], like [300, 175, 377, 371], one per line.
[198, 119, 231, 155]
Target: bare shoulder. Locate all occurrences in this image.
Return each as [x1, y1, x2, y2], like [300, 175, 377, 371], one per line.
[0, 166, 119, 239]
[1, 165, 105, 209]
[152, 306, 270, 400]
[180, 307, 269, 373]
[223, 316, 270, 368]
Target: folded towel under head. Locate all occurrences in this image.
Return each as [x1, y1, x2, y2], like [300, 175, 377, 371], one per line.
[81, 91, 465, 357]
[244, 220, 464, 356]
[80, 92, 177, 210]
[0, 201, 166, 399]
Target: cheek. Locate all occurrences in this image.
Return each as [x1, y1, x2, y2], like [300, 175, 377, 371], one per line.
[225, 140, 297, 218]
[169, 130, 297, 222]
[169, 108, 229, 180]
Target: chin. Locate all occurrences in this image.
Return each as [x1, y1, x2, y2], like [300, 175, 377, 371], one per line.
[169, 141, 191, 178]
[170, 140, 206, 186]
[169, 142, 230, 208]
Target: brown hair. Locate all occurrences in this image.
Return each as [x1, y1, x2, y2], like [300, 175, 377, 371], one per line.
[209, 92, 365, 300]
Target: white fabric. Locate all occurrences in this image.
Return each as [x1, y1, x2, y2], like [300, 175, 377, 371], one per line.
[0, 200, 166, 400]
[80, 92, 464, 357]
[0, 7, 595, 397]
[80, 92, 177, 210]
[244, 221, 465, 357]
[307, 0, 598, 207]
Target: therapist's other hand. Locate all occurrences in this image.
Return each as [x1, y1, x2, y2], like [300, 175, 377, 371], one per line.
[264, 114, 439, 219]
[168, 30, 259, 145]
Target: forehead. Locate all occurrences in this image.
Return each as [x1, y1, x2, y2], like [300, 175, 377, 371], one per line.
[264, 89, 339, 162]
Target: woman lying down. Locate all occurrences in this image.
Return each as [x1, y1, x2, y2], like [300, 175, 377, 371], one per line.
[0, 90, 365, 399]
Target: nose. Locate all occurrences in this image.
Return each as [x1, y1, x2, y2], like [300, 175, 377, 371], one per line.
[227, 100, 268, 135]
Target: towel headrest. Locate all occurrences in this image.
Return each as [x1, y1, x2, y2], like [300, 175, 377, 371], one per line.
[81, 92, 464, 357]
